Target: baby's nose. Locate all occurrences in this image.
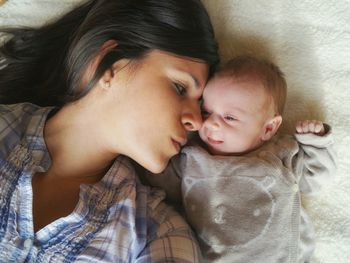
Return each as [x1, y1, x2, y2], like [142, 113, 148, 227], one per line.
[204, 114, 220, 130]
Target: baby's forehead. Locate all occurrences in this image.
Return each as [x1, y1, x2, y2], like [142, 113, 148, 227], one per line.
[207, 74, 265, 93]
[214, 72, 261, 83]
[205, 75, 275, 108]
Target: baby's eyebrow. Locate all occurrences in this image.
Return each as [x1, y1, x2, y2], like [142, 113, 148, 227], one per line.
[228, 107, 247, 115]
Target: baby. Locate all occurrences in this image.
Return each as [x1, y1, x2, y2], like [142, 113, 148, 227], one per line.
[145, 56, 336, 263]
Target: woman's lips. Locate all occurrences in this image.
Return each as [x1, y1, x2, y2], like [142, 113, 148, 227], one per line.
[207, 137, 223, 145]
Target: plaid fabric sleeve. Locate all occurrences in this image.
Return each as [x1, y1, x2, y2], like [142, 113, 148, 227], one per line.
[136, 201, 201, 263]
[0, 104, 30, 158]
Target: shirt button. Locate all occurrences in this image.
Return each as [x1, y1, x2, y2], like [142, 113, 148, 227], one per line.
[292, 184, 299, 192]
[23, 239, 33, 248]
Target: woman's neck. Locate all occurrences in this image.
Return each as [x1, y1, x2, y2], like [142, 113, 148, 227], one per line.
[43, 103, 117, 183]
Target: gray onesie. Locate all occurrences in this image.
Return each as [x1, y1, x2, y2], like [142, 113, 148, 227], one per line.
[145, 127, 336, 262]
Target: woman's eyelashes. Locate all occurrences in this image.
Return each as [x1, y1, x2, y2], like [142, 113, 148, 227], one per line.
[173, 82, 187, 96]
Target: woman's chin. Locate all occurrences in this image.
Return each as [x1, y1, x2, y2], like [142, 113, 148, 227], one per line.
[140, 157, 169, 174]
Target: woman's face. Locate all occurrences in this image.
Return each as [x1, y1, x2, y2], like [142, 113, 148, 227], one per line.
[97, 50, 208, 173]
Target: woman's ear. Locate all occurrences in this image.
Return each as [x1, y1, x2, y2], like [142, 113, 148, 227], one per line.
[83, 40, 118, 88]
[99, 68, 113, 90]
[94, 40, 118, 78]
[261, 115, 282, 141]
[100, 40, 118, 57]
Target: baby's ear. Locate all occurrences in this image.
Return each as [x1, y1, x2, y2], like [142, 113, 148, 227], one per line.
[261, 115, 282, 141]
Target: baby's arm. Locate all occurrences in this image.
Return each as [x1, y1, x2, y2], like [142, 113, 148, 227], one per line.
[294, 120, 336, 193]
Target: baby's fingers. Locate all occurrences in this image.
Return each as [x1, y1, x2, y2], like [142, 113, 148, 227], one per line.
[313, 121, 325, 135]
[296, 120, 311, 133]
[296, 120, 325, 135]
[296, 121, 303, 133]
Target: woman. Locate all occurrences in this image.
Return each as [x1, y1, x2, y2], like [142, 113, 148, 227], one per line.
[0, 0, 219, 262]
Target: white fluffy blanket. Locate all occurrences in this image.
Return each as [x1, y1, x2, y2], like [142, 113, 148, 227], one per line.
[1, 1, 349, 262]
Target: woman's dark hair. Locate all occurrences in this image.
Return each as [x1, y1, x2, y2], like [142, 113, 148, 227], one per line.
[0, 0, 219, 106]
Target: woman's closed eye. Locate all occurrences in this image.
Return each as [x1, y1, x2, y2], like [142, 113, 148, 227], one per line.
[173, 82, 187, 96]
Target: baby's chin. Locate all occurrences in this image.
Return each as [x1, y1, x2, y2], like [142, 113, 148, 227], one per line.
[206, 144, 231, 156]
[205, 143, 251, 156]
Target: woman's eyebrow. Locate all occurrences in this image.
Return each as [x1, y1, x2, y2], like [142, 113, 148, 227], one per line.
[183, 73, 201, 90]
[171, 68, 201, 89]
[189, 74, 200, 89]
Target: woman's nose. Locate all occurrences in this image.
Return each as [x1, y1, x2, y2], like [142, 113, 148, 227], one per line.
[182, 101, 203, 131]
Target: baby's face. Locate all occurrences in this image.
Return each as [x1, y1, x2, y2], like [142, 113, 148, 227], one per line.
[199, 75, 274, 155]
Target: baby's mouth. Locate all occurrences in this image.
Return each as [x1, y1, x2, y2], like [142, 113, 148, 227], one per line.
[207, 137, 223, 145]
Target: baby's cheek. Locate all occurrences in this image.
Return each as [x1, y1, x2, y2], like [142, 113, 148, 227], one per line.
[198, 128, 206, 141]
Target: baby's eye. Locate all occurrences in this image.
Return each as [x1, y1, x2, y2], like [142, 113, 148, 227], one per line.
[224, 115, 237, 121]
[174, 82, 187, 96]
[201, 110, 210, 118]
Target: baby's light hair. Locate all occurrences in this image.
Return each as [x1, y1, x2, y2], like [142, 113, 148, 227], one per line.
[217, 56, 287, 115]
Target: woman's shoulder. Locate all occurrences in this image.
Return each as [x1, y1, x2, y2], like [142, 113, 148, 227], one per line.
[0, 102, 42, 119]
[0, 103, 47, 157]
[0, 103, 44, 135]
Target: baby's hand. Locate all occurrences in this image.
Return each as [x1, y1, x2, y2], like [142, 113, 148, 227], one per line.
[296, 120, 325, 136]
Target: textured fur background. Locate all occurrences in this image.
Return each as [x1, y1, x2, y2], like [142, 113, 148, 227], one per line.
[1, 1, 349, 262]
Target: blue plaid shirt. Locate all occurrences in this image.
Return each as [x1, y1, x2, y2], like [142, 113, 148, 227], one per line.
[0, 103, 200, 263]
